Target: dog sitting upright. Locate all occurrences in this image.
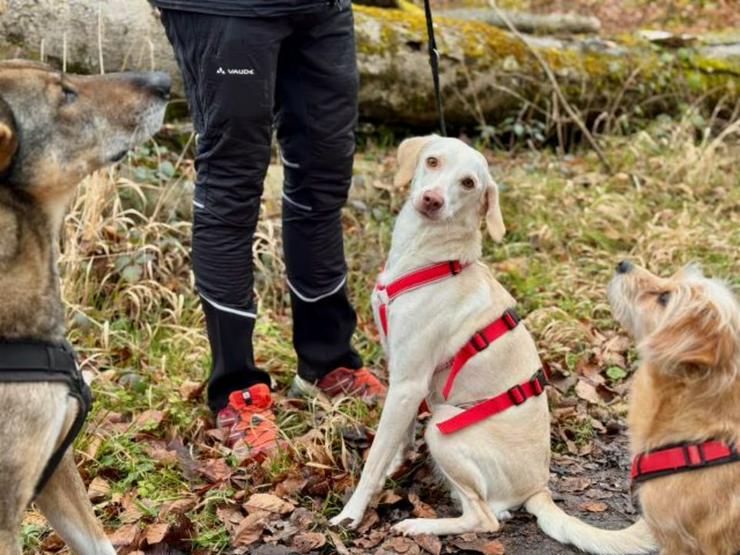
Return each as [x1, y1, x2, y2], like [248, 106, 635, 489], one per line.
[331, 135, 656, 554]
[609, 262, 740, 554]
[0, 60, 169, 555]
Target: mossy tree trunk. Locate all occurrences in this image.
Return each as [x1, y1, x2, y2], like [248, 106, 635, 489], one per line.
[0, 1, 737, 130]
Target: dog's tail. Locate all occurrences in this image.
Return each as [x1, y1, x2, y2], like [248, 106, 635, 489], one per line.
[524, 490, 656, 555]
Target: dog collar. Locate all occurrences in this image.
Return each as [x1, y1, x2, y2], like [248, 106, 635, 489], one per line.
[631, 439, 740, 486]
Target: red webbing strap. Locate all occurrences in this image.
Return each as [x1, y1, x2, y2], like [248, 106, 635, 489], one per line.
[383, 260, 463, 301]
[375, 260, 465, 340]
[379, 303, 389, 337]
[631, 440, 739, 485]
[437, 369, 548, 434]
[442, 308, 521, 400]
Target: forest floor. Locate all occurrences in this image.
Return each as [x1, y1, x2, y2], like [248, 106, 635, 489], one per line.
[21, 113, 739, 554]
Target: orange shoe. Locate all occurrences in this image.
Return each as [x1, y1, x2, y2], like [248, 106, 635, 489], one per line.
[291, 367, 387, 403]
[216, 384, 280, 461]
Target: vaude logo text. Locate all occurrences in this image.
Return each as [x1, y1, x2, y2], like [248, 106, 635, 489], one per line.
[216, 67, 255, 76]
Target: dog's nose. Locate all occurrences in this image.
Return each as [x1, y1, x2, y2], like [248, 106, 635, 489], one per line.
[132, 72, 172, 101]
[616, 260, 633, 274]
[422, 190, 444, 212]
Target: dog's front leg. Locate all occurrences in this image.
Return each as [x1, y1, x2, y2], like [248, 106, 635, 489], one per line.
[35, 451, 116, 555]
[330, 378, 427, 529]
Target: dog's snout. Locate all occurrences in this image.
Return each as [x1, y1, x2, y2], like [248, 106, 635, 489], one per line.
[422, 190, 444, 212]
[132, 72, 172, 101]
[616, 260, 633, 274]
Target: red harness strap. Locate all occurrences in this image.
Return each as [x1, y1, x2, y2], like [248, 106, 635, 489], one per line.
[437, 369, 549, 434]
[375, 260, 465, 337]
[631, 439, 739, 485]
[442, 308, 521, 399]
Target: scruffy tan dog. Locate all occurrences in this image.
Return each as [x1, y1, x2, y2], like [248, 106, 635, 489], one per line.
[331, 136, 656, 554]
[609, 261, 740, 555]
[0, 60, 169, 554]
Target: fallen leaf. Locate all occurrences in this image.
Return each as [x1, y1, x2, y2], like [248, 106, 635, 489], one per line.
[581, 501, 608, 512]
[244, 493, 295, 515]
[413, 533, 442, 555]
[408, 492, 436, 518]
[380, 536, 421, 554]
[232, 513, 266, 547]
[377, 489, 403, 506]
[353, 528, 385, 549]
[144, 522, 170, 545]
[160, 497, 196, 516]
[109, 523, 139, 547]
[356, 508, 380, 534]
[198, 458, 233, 483]
[217, 506, 244, 531]
[179, 379, 204, 400]
[133, 409, 164, 429]
[575, 380, 602, 404]
[291, 531, 326, 553]
[274, 475, 308, 498]
[452, 537, 505, 554]
[328, 530, 351, 555]
[87, 476, 110, 502]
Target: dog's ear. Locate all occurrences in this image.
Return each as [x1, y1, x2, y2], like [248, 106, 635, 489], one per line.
[394, 135, 435, 188]
[640, 293, 737, 376]
[0, 96, 18, 175]
[482, 173, 506, 242]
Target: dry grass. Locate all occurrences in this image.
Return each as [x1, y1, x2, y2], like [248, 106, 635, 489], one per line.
[21, 115, 739, 553]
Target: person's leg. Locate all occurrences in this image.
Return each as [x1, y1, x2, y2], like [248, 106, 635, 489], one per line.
[160, 10, 290, 413]
[274, 5, 364, 385]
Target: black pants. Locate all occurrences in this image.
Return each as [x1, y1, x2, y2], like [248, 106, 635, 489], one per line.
[161, 5, 362, 412]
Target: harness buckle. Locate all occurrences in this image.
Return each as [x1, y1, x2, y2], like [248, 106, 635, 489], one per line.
[502, 308, 521, 330]
[471, 331, 490, 352]
[507, 384, 526, 405]
[531, 370, 548, 395]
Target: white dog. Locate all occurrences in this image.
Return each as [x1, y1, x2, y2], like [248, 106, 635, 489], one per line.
[331, 136, 656, 554]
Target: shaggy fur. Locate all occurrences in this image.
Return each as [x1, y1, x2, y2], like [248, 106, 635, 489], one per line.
[0, 60, 168, 555]
[609, 263, 740, 555]
[331, 135, 656, 554]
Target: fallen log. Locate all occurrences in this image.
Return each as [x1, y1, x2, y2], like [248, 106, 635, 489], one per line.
[0, 1, 737, 129]
[440, 8, 601, 35]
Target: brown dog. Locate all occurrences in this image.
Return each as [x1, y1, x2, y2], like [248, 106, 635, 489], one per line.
[0, 60, 169, 555]
[609, 262, 740, 555]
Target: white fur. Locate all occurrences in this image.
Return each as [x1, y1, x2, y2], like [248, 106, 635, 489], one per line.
[331, 137, 656, 554]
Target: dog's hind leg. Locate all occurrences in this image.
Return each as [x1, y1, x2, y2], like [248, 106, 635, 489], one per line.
[392, 417, 501, 536]
[35, 451, 115, 555]
[393, 481, 500, 536]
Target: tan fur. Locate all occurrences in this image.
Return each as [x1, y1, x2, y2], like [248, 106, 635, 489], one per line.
[609, 264, 740, 555]
[0, 60, 168, 554]
[332, 137, 656, 554]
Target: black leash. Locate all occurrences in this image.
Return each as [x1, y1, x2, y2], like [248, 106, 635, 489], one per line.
[423, 0, 446, 136]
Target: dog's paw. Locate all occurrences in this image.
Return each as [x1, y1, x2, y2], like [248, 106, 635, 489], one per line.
[330, 509, 364, 529]
[392, 518, 435, 536]
[495, 510, 512, 521]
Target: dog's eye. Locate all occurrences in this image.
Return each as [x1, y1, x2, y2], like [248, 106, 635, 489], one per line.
[426, 156, 439, 169]
[61, 85, 78, 105]
[657, 291, 671, 306]
[460, 177, 475, 190]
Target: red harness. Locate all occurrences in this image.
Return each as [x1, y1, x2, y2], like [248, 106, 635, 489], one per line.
[631, 439, 739, 486]
[374, 260, 549, 434]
